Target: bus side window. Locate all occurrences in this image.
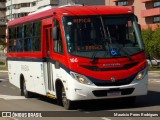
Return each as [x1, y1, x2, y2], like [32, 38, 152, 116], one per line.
[16, 26, 23, 52]
[8, 27, 16, 52]
[32, 22, 41, 51]
[24, 24, 32, 52]
[53, 19, 63, 54]
[8, 28, 12, 52]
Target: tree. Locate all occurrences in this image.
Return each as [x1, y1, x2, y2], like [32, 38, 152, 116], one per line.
[152, 26, 160, 58]
[142, 26, 154, 58]
[0, 38, 6, 50]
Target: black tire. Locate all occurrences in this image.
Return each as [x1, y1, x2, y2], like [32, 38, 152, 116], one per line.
[62, 86, 74, 110]
[20, 87, 24, 96]
[57, 84, 74, 110]
[22, 80, 32, 98]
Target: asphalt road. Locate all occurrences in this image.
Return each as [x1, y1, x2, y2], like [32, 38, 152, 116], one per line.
[0, 72, 160, 120]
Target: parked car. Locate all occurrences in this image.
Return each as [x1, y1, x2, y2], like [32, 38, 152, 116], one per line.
[147, 57, 160, 67]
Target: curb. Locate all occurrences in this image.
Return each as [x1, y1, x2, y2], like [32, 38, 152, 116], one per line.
[148, 70, 159, 72]
[0, 71, 8, 73]
[148, 72, 160, 75]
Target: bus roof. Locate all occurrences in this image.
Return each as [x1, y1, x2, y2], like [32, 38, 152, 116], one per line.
[8, 5, 133, 27]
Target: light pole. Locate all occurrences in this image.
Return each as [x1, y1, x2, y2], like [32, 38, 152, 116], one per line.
[10, 0, 12, 20]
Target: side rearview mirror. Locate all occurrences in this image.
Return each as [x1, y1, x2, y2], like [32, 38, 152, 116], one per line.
[138, 24, 142, 33]
[135, 16, 138, 22]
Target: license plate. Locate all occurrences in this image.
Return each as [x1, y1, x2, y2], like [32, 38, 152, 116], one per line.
[107, 91, 121, 96]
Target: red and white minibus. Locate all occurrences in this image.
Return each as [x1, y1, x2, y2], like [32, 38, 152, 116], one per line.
[7, 5, 148, 109]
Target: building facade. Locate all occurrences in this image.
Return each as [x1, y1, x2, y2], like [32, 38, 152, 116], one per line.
[141, 0, 160, 29]
[0, 0, 6, 43]
[59, 0, 105, 5]
[6, 0, 58, 20]
[5, 0, 105, 20]
[4, 0, 160, 29]
[106, 0, 160, 29]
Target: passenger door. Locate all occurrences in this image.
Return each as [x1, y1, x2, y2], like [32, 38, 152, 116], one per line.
[43, 25, 54, 94]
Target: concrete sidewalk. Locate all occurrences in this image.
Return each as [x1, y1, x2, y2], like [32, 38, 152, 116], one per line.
[0, 117, 15, 120]
[148, 71, 160, 81]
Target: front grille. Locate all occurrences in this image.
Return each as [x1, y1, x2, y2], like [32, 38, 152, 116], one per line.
[80, 62, 139, 71]
[92, 88, 135, 97]
[92, 73, 137, 86]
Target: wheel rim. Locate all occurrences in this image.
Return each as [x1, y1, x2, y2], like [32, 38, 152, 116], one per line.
[23, 81, 27, 96]
[62, 87, 68, 106]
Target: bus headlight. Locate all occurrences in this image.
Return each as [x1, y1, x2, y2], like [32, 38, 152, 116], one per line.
[136, 69, 146, 80]
[70, 72, 94, 85]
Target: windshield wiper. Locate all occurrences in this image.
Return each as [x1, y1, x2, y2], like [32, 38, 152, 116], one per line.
[99, 16, 111, 58]
[90, 51, 98, 63]
[100, 16, 107, 40]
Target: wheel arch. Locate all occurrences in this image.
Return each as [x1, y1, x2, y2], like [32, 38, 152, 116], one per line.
[55, 79, 63, 97]
[20, 74, 24, 90]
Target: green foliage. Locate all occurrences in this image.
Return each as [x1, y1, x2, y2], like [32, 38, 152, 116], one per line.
[152, 27, 160, 58]
[0, 38, 6, 50]
[0, 61, 5, 65]
[0, 65, 7, 71]
[142, 26, 160, 59]
[142, 26, 154, 58]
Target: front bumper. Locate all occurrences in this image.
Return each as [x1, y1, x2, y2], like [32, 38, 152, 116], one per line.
[66, 72, 148, 101]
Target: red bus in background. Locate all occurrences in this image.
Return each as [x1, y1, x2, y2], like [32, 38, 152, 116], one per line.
[7, 5, 148, 110]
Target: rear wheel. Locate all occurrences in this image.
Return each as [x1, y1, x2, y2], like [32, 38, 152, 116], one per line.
[21, 80, 32, 98]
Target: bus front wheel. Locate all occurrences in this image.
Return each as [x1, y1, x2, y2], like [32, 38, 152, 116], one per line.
[57, 84, 74, 110]
[62, 86, 74, 110]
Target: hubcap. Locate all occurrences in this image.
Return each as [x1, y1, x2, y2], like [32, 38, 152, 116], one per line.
[62, 87, 68, 106]
[23, 82, 27, 95]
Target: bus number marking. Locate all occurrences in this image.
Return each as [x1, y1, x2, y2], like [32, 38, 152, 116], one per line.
[70, 58, 78, 63]
[21, 65, 29, 71]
